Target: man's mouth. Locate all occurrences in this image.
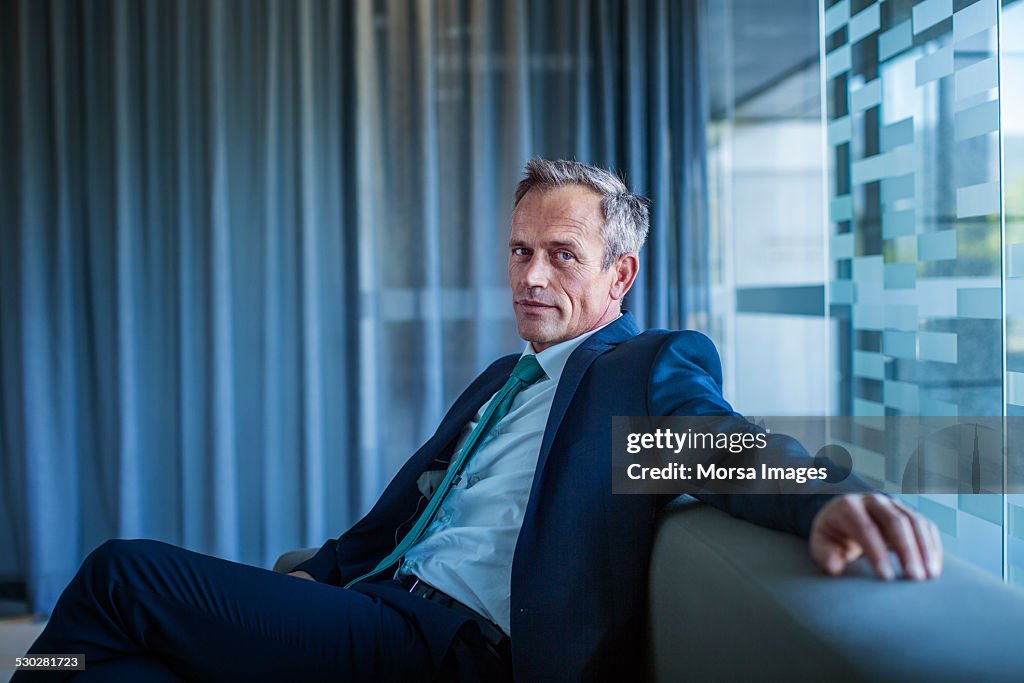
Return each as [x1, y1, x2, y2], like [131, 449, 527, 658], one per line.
[516, 300, 556, 311]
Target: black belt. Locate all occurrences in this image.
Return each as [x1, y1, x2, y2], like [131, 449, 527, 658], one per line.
[399, 575, 509, 650]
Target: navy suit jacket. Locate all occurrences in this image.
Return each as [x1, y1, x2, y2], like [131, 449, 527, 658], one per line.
[295, 312, 840, 681]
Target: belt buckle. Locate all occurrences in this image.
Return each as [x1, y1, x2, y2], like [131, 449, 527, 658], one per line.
[407, 578, 506, 649]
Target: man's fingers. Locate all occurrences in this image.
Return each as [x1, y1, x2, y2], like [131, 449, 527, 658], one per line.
[890, 497, 943, 577]
[825, 539, 863, 575]
[811, 493, 945, 581]
[823, 549, 844, 575]
[865, 495, 927, 580]
[811, 533, 859, 575]
[834, 497, 895, 580]
[892, 500, 936, 577]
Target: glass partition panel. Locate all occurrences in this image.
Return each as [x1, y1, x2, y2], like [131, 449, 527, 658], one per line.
[823, 0, 1004, 576]
[706, 0, 832, 416]
[1001, 0, 1024, 587]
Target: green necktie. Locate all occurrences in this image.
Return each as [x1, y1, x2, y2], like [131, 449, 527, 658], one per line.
[344, 354, 546, 589]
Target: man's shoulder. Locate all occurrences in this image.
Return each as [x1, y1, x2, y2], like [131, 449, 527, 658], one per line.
[616, 328, 720, 365]
[608, 328, 724, 391]
[621, 327, 717, 348]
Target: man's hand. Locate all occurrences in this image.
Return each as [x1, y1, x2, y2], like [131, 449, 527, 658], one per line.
[288, 570, 315, 581]
[810, 492, 943, 581]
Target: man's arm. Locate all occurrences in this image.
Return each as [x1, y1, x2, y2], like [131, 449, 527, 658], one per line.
[647, 330, 942, 580]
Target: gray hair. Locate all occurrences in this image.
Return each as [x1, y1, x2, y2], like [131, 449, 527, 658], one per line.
[513, 157, 650, 269]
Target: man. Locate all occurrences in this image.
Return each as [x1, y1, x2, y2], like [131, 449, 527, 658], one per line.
[18, 158, 941, 682]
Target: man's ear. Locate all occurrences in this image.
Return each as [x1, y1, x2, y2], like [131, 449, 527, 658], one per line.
[609, 253, 639, 301]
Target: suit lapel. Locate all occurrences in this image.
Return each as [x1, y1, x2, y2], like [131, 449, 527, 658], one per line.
[528, 312, 641, 495]
[429, 354, 519, 467]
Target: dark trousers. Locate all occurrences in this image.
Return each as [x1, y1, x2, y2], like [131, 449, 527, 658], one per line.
[14, 539, 506, 682]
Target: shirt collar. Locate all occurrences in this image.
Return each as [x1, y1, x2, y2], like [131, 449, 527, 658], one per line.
[521, 316, 619, 385]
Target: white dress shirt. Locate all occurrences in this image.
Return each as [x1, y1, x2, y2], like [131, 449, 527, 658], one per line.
[397, 322, 610, 635]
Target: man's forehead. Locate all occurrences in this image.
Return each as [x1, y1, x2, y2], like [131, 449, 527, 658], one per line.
[508, 229, 590, 249]
[510, 213, 594, 236]
[514, 184, 603, 212]
[510, 186, 605, 238]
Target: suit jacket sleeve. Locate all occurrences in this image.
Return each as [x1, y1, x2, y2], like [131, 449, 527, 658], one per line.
[646, 330, 871, 538]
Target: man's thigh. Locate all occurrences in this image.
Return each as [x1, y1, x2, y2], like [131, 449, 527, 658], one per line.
[33, 539, 434, 682]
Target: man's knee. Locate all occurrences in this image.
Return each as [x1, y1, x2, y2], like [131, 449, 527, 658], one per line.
[81, 539, 163, 580]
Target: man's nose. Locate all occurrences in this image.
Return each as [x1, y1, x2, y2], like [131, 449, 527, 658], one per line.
[520, 253, 551, 288]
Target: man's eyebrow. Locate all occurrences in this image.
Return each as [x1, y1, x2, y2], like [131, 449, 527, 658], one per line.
[546, 239, 583, 250]
[507, 238, 585, 249]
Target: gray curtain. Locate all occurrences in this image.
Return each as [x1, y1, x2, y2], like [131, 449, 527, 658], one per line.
[0, 0, 708, 614]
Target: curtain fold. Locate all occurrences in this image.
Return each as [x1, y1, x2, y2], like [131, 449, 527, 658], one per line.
[0, 0, 710, 614]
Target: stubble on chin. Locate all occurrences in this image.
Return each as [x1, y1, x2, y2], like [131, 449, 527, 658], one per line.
[516, 319, 553, 347]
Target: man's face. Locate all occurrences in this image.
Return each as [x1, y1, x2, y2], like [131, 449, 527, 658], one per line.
[508, 185, 631, 352]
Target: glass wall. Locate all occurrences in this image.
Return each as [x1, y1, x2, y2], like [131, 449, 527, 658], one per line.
[708, 0, 1024, 583]
[824, 0, 1006, 577]
[705, 0, 832, 416]
[1004, 0, 1024, 588]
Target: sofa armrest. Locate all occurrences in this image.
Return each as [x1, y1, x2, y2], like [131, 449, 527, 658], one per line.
[272, 548, 318, 574]
[648, 499, 1024, 682]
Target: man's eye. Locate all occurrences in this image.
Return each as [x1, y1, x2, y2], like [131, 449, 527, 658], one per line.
[555, 251, 575, 261]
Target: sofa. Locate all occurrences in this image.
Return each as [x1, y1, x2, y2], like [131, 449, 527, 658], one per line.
[275, 498, 1024, 681]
